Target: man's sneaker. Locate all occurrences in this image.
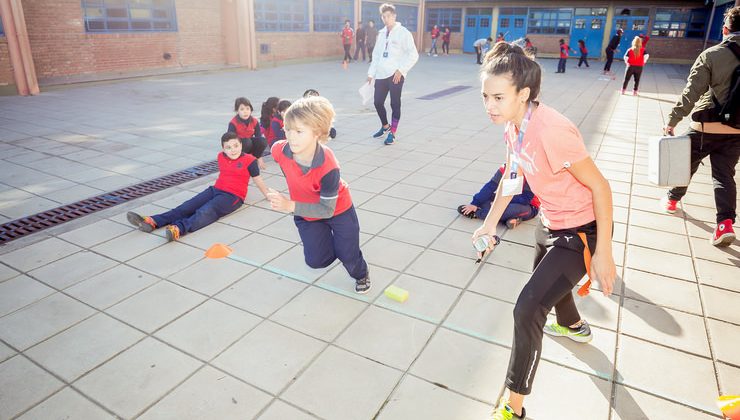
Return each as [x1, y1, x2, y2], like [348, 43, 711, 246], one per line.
[355, 276, 371, 294]
[372, 126, 390, 138]
[384, 132, 396, 145]
[506, 218, 522, 229]
[543, 320, 593, 343]
[712, 219, 736, 247]
[490, 398, 526, 420]
[127, 211, 156, 233]
[661, 197, 678, 214]
[165, 225, 180, 242]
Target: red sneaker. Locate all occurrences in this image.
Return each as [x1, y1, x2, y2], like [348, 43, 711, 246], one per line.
[661, 197, 678, 214]
[165, 225, 181, 242]
[712, 219, 736, 247]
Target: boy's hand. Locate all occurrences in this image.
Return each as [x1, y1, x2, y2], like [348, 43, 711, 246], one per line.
[460, 204, 478, 215]
[267, 188, 295, 213]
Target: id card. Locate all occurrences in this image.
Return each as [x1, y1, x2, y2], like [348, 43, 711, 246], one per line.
[501, 177, 524, 196]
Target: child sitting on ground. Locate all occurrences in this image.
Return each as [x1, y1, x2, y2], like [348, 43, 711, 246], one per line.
[266, 99, 291, 148]
[228, 97, 267, 169]
[457, 163, 540, 228]
[303, 89, 337, 139]
[260, 96, 280, 151]
[267, 96, 370, 294]
[127, 132, 270, 241]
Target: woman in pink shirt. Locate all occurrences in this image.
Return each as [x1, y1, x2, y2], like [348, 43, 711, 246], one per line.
[472, 42, 616, 420]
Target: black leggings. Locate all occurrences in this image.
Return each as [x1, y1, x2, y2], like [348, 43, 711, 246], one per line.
[374, 75, 404, 127]
[343, 44, 352, 61]
[578, 54, 589, 67]
[442, 40, 449, 54]
[622, 66, 643, 90]
[505, 220, 597, 395]
[241, 137, 267, 159]
[604, 49, 615, 71]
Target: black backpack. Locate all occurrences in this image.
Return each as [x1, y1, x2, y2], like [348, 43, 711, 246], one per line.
[714, 41, 740, 128]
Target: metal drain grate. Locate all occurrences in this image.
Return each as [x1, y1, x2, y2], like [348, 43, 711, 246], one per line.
[417, 85, 472, 100]
[0, 160, 219, 245]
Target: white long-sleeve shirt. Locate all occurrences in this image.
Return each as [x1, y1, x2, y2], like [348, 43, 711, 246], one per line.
[367, 22, 419, 79]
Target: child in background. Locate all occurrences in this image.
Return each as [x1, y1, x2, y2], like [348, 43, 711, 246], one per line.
[267, 100, 291, 147]
[622, 36, 649, 96]
[428, 24, 440, 56]
[303, 89, 337, 139]
[267, 96, 371, 294]
[457, 164, 540, 228]
[577, 40, 589, 68]
[228, 97, 267, 170]
[127, 132, 270, 241]
[260, 96, 280, 148]
[524, 38, 536, 57]
[442, 27, 451, 55]
[556, 39, 576, 73]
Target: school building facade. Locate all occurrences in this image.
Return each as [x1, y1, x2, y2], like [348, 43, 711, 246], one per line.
[0, 0, 737, 95]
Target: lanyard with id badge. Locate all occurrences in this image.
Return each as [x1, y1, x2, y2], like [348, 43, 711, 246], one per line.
[502, 102, 534, 197]
[382, 27, 392, 58]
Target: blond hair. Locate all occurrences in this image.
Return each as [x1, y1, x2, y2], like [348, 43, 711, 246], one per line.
[630, 36, 642, 57]
[284, 96, 336, 143]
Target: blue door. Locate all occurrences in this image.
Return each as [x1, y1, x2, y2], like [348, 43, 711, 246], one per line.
[497, 14, 527, 42]
[612, 16, 649, 55]
[571, 15, 605, 58]
[463, 14, 491, 52]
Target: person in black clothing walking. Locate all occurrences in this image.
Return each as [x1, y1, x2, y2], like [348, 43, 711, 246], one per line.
[366, 20, 378, 63]
[354, 21, 367, 61]
[603, 28, 622, 75]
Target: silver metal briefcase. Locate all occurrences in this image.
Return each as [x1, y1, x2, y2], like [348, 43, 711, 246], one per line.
[648, 135, 691, 187]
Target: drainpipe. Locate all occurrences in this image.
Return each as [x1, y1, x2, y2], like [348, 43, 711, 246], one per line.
[10, 0, 38, 94]
[0, 0, 29, 95]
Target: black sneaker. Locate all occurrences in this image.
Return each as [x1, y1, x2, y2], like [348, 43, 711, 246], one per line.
[127, 211, 156, 233]
[372, 126, 390, 138]
[355, 276, 371, 294]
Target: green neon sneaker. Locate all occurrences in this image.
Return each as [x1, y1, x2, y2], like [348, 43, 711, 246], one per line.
[490, 398, 526, 420]
[543, 320, 593, 343]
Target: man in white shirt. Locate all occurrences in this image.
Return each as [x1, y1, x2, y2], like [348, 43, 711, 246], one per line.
[474, 37, 492, 64]
[366, 3, 419, 145]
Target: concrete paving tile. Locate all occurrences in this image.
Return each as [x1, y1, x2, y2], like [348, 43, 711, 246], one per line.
[364, 168, 412, 183]
[422, 190, 470, 210]
[28, 250, 118, 290]
[468, 264, 529, 304]
[379, 218, 444, 247]
[220, 206, 284, 231]
[155, 300, 261, 360]
[0, 263, 20, 283]
[127, 241, 203, 278]
[625, 245, 695, 281]
[267, 245, 334, 283]
[628, 209, 686, 234]
[718, 362, 740, 396]
[258, 215, 303, 243]
[382, 182, 433, 202]
[376, 374, 491, 420]
[378, 274, 461, 324]
[213, 320, 324, 394]
[0, 341, 15, 363]
[350, 176, 394, 194]
[443, 291, 514, 347]
[138, 366, 272, 420]
[176, 220, 252, 250]
[689, 235, 740, 267]
[91, 230, 165, 262]
[362, 236, 425, 271]
[623, 269, 702, 314]
[542, 321, 616, 380]
[0, 355, 64, 419]
[405, 249, 479, 288]
[25, 313, 144, 381]
[482, 240, 535, 273]
[430, 228, 484, 259]
[0, 237, 81, 272]
[707, 319, 740, 367]
[524, 360, 611, 419]
[216, 268, 306, 317]
[683, 203, 718, 224]
[620, 298, 710, 357]
[336, 306, 436, 370]
[355, 208, 396, 235]
[701, 285, 740, 325]
[360, 194, 417, 217]
[0, 275, 55, 317]
[611, 385, 718, 420]
[228, 232, 294, 265]
[403, 202, 457, 227]
[257, 400, 318, 420]
[616, 335, 717, 413]
[17, 387, 115, 420]
[0, 195, 61, 219]
[270, 286, 366, 341]
[0, 292, 95, 350]
[627, 225, 691, 256]
[315, 262, 391, 298]
[168, 256, 255, 296]
[574, 292, 620, 331]
[44, 184, 103, 204]
[282, 345, 402, 420]
[66, 265, 159, 309]
[74, 337, 201, 419]
[410, 328, 509, 403]
[107, 281, 206, 333]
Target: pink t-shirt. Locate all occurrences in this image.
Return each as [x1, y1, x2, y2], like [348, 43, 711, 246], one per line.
[505, 103, 595, 230]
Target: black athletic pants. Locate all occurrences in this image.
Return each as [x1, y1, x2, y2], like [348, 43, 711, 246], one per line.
[622, 66, 643, 90]
[343, 44, 352, 61]
[505, 219, 597, 395]
[668, 129, 740, 223]
[604, 49, 615, 71]
[374, 75, 404, 127]
[240, 137, 267, 160]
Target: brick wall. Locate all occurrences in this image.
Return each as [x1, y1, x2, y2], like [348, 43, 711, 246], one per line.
[421, 32, 464, 52]
[0, 38, 14, 89]
[525, 34, 572, 56]
[644, 37, 706, 62]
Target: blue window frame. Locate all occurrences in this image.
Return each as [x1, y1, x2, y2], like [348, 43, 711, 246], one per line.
[314, 0, 353, 32]
[426, 8, 461, 32]
[652, 8, 708, 38]
[81, 0, 177, 32]
[528, 8, 572, 34]
[255, 0, 308, 32]
[361, 2, 416, 31]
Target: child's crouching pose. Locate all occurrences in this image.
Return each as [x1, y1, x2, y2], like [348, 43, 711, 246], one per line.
[127, 132, 270, 241]
[267, 96, 370, 294]
[229, 97, 267, 169]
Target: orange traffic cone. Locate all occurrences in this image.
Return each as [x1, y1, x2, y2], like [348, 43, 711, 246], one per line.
[205, 243, 233, 259]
